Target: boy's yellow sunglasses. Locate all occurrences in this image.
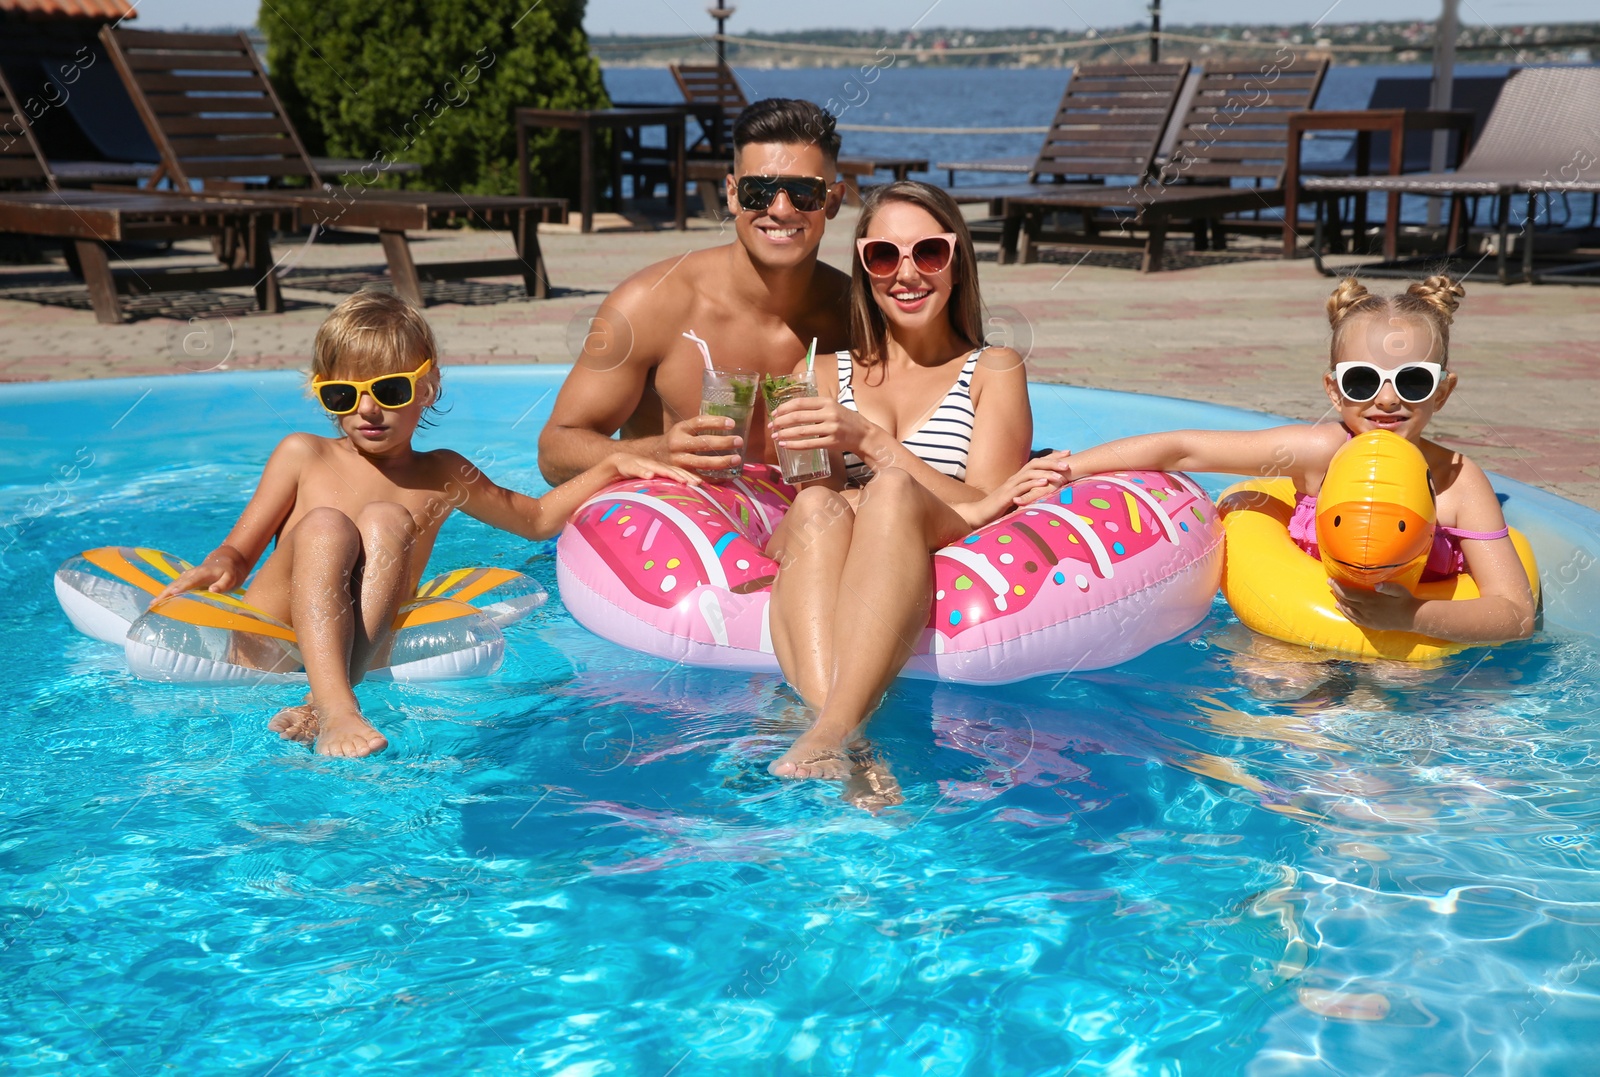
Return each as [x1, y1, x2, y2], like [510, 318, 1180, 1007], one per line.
[313, 359, 432, 415]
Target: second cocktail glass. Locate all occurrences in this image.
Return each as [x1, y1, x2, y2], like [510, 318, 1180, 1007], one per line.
[762, 371, 833, 484]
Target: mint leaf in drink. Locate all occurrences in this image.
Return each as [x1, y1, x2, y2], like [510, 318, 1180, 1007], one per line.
[762, 375, 794, 409]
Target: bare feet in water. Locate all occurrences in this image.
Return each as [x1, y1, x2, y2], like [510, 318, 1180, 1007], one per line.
[268, 701, 318, 743]
[842, 749, 904, 811]
[769, 726, 855, 780]
[267, 698, 388, 757]
[314, 705, 388, 757]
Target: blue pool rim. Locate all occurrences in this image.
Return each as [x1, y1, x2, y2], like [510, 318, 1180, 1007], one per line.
[6, 365, 1597, 641]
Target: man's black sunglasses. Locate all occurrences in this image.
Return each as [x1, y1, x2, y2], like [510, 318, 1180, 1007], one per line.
[735, 175, 831, 213]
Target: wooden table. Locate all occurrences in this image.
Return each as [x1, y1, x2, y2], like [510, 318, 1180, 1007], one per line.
[1284, 108, 1477, 261]
[516, 107, 688, 233]
[837, 156, 931, 203]
[0, 189, 284, 324]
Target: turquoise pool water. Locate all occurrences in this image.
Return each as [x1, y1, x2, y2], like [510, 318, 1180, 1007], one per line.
[4, 368, 1599, 1075]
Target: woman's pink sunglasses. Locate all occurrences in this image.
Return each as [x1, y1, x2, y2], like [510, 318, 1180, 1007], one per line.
[856, 233, 957, 278]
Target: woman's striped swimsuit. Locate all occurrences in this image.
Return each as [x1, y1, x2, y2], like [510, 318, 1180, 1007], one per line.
[837, 348, 980, 484]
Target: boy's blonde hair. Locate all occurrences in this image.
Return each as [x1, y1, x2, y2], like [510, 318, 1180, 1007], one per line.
[312, 290, 438, 382]
[1326, 275, 1465, 365]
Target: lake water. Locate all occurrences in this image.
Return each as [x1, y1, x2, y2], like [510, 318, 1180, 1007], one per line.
[605, 62, 1599, 228]
[604, 62, 1520, 171]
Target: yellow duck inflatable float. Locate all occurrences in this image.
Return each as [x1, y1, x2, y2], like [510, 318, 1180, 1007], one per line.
[1218, 430, 1538, 661]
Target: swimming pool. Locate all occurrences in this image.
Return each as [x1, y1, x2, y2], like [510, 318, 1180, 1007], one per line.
[4, 368, 1598, 1075]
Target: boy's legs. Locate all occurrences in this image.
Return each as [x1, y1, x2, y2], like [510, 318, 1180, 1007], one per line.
[255, 504, 417, 757]
[344, 501, 418, 683]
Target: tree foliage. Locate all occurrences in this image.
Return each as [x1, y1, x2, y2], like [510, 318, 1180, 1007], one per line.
[260, 0, 609, 197]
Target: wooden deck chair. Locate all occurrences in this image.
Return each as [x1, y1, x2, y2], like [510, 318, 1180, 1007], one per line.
[935, 61, 1193, 210]
[999, 58, 1329, 272]
[1302, 66, 1600, 284]
[100, 27, 567, 305]
[667, 62, 927, 209]
[671, 63, 744, 155]
[0, 63, 283, 324]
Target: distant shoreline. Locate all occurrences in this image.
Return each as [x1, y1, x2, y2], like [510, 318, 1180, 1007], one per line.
[214, 22, 1599, 71]
[590, 20, 1598, 69]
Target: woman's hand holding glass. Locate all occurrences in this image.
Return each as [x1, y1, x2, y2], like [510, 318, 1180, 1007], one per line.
[768, 396, 880, 456]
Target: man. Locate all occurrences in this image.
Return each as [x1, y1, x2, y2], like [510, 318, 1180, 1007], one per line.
[537, 99, 852, 484]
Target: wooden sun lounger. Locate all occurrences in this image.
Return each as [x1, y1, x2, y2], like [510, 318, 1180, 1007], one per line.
[1, 65, 283, 324]
[997, 59, 1329, 272]
[100, 27, 568, 305]
[1301, 67, 1600, 284]
[933, 61, 1192, 210]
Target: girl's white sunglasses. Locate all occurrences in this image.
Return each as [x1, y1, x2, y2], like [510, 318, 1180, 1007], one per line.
[1333, 361, 1443, 404]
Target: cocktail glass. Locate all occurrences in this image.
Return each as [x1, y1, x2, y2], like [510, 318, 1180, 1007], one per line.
[762, 371, 833, 484]
[699, 369, 759, 481]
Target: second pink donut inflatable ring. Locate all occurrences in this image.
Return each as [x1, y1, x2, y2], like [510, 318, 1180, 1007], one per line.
[555, 463, 1224, 683]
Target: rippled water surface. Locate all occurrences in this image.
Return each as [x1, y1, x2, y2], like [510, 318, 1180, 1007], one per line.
[4, 371, 1599, 1075]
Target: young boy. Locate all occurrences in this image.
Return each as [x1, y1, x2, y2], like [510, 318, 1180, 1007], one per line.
[155, 291, 696, 758]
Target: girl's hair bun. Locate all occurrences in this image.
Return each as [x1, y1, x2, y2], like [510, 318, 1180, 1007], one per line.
[1326, 274, 1465, 364]
[1325, 276, 1374, 329]
[1405, 275, 1466, 325]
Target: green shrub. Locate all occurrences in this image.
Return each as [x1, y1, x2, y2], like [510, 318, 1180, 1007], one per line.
[260, 0, 609, 197]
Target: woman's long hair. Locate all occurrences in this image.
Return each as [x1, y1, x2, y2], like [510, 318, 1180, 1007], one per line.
[848, 181, 984, 371]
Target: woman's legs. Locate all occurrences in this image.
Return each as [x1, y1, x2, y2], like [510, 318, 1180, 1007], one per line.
[765, 486, 856, 710]
[771, 468, 970, 779]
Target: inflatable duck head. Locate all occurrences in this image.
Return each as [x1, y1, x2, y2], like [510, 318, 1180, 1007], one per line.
[1316, 430, 1436, 592]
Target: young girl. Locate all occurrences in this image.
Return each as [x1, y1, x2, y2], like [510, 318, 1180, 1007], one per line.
[156, 291, 695, 758]
[1019, 276, 1535, 645]
[761, 181, 1036, 780]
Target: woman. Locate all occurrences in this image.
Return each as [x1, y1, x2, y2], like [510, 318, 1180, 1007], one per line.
[764, 181, 1035, 780]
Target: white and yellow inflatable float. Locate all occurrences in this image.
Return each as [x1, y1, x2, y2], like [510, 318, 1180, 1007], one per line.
[1219, 430, 1538, 661]
[55, 547, 546, 683]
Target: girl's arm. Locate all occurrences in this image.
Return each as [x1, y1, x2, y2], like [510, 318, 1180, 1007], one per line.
[154, 434, 308, 601]
[1333, 460, 1536, 643]
[955, 451, 1072, 530]
[1061, 424, 1340, 487]
[451, 451, 699, 542]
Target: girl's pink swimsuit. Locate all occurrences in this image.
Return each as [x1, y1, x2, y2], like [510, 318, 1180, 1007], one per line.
[1287, 427, 1508, 582]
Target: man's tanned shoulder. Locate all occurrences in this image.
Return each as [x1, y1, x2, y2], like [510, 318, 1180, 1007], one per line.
[611, 247, 723, 309]
[596, 248, 725, 355]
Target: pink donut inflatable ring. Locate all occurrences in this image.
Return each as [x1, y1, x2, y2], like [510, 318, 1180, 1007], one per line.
[556, 464, 1224, 683]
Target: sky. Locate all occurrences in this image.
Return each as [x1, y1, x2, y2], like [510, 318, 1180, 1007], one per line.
[138, 0, 1598, 32]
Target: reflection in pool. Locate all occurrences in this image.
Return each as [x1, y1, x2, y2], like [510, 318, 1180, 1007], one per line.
[3, 369, 1598, 1075]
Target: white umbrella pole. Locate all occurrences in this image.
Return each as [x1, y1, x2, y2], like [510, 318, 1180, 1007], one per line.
[1427, 0, 1460, 228]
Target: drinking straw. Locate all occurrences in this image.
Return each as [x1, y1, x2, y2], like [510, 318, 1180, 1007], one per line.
[682, 330, 714, 372]
[804, 337, 817, 373]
